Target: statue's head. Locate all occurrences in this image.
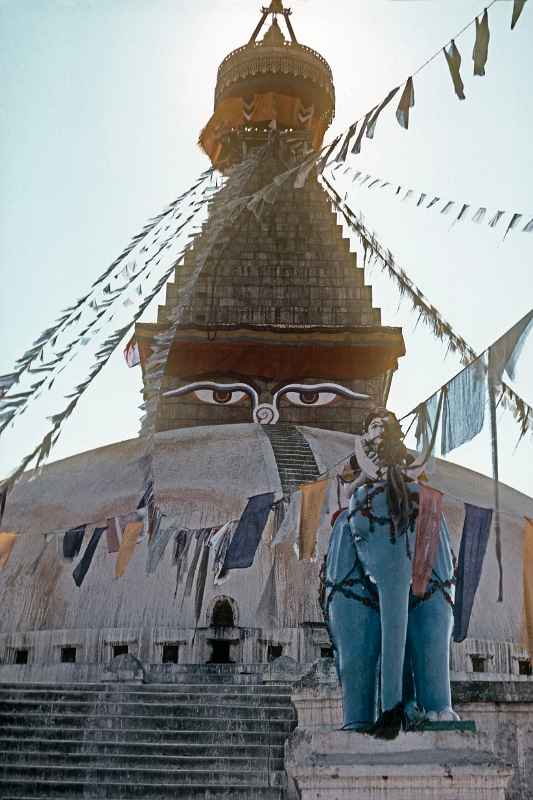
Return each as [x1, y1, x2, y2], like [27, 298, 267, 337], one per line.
[362, 407, 410, 468]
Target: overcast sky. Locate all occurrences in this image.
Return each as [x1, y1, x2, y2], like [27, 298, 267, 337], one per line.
[0, 0, 532, 496]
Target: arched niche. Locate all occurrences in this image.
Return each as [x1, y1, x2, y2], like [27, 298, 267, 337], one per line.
[207, 595, 239, 628]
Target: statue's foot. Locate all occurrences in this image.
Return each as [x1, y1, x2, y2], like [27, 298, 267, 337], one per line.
[340, 721, 374, 732]
[366, 703, 405, 740]
[426, 707, 461, 722]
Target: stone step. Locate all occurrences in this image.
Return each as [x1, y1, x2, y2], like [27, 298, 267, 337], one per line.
[0, 680, 290, 694]
[0, 725, 288, 747]
[0, 688, 292, 706]
[0, 750, 286, 771]
[0, 700, 294, 721]
[0, 778, 285, 799]
[0, 765, 286, 788]
[0, 737, 283, 763]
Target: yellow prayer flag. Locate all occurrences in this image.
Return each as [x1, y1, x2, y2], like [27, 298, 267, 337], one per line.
[115, 522, 143, 578]
[0, 532, 17, 570]
[523, 518, 533, 658]
[298, 479, 329, 561]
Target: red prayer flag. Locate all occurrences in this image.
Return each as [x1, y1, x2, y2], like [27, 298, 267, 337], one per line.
[123, 335, 140, 368]
[412, 484, 444, 597]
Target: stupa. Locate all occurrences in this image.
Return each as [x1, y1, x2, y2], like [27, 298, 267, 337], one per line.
[0, 3, 532, 798]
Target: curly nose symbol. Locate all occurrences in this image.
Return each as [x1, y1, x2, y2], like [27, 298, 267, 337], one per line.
[253, 403, 279, 425]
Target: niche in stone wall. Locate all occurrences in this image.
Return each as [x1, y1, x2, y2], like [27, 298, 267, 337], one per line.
[208, 595, 238, 628]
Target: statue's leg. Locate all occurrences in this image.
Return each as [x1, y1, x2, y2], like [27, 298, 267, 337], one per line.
[327, 592, 381, 729]
[407, 590, 455, 716]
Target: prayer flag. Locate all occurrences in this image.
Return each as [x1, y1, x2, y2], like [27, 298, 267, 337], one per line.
[396, 77, 415, 129]
[366, 87, 400, 139]
[412, 485, 443, 597]
[63, 526, 86, 560]
[272, 492, 302, 547]
[146, 522, 175, 575]
[488, 310, 533, 385]
[73, 527, 105, 587]
[0, 532, 17, 570]
[523, 518, 533, 658]
[123, 334, 140, 368]
[299, 478, 329, 560]
[441, 357, 486, 456]
[351, 107, 378, 154]
[444, 40, 466, 100]
[106, 518, 121, 554]
[511, 0, 527, 30]
[115, 521, 143, 578]
[222, 493, 274, 570]
[256, 562, 278, 628]
[0, 485, 7, 525]
[453, 504, 493, 642]
[473, 10, 490, 76]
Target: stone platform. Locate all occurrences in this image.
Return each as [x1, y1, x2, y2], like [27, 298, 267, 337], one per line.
[285, 727, 513, 800]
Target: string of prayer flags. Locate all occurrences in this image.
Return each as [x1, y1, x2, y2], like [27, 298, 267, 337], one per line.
[222, 493, 275, 571]
[396, 77, 415, 129]
[299, 478, 329, 561]
[412, 485, 444, 597]
[473, 9, 490, 76]
[511, 0, 527, 30]
[523, 518, 533, 658]
[453, 504, 493, 642]
[0, 170, 217, 490]
[63, 526, 86, 561]
[321, 177, 533, 441]
[0, 532, 17, 570]
[73, 526, 105, 587]
[337, 162, 533, 239]
[115, 519, 144, 578]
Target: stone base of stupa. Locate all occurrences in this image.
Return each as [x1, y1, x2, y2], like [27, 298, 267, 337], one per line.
[285, 727, 513, 800]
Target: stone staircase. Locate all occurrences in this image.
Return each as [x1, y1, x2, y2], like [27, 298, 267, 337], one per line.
[0, 675, 295, 799]
[263, 423, 320, 494]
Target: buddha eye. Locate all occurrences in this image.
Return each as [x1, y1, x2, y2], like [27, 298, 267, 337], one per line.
[194, 389, 246, 405]
[285, 391, 337, 407]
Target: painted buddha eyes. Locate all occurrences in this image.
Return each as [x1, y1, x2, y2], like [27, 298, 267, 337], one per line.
[194, 389, 246, 405]
[285, 391, 337, 407]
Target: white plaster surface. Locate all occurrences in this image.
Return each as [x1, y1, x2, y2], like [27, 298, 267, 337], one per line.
[0, 424, 531, 672]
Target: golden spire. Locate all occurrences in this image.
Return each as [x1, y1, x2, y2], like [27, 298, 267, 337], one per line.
[266, 0, 285, 12]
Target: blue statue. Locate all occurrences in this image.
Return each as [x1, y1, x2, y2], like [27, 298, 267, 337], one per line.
[322, 409, 459, 738]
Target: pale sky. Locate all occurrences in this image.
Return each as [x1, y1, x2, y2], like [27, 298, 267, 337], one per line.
[1, 0, 532, 496]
